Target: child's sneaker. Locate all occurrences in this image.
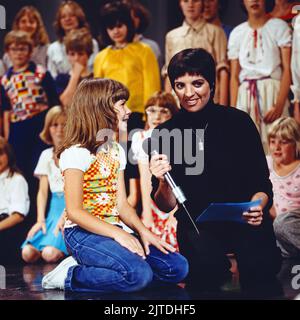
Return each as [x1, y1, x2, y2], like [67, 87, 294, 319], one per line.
[42, 256, 77, 290]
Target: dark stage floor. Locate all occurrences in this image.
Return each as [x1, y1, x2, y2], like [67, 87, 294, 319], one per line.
[0, 258, 300, 300]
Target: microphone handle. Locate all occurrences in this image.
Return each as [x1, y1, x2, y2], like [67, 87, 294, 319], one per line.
[164, 172, 187, 205]
[150, 150, 187, 205]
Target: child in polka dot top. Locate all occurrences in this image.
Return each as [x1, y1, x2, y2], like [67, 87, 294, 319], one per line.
[267, 117, 300, 258]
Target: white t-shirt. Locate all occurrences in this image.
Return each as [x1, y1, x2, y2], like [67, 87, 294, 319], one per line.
[34, 147, 64, 193]
[291, 14, 300, 102]
[59, 143, 126, 173]
[0, 169, 30, 217]
[228, 18, 291, 82]
[131, 129, 153, 164]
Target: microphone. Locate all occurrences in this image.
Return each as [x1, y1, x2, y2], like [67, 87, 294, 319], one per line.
[142, 137, 200, 234]
[142, 137, 186, 204]
[151, 149, 187, 205]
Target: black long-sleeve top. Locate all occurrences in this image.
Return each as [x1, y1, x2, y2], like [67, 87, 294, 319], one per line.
[151, 102, 273, 228]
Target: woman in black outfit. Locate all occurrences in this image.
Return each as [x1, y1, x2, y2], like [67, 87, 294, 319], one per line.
[149, 48, 282, 295]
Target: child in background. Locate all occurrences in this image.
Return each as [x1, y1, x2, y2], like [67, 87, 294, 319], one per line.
[0, 31, 59, 180]
[267, 117, 300, 258]
[229, 0, 292, 151]
[22, 106, 68, 264]
[55, 28, 93, 108]
[47, 1, 99, 79]
[131, 92, 179, 250]
[94, 1, 160, 132]
[42, 78, 188, 292]
[291, 13, 300, 123]
[0, 137, 30, 264]
[3, 6, 49, 70]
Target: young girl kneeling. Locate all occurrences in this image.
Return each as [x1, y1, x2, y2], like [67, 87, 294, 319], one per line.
[42, 79, 188, 292]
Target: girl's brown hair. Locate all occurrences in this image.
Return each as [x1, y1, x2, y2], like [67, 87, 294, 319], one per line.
[13, 6, 49, 46]
[268, 117, 300, 159]
[54, 1, 90, 42]
[40, 106, 66, 145]
[57, 78, 129, 158]
[0, 137, 22, 178]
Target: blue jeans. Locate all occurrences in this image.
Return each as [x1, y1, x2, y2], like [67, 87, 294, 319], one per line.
[64, 226, 189, 293]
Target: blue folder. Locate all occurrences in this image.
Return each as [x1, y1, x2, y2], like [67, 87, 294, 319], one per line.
[196, 199, 262, 224]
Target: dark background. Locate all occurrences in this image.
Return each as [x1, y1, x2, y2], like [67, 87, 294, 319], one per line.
[0, 0, 247, 59]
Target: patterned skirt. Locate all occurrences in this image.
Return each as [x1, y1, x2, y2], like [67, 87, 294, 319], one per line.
[149, 200, 179, 252]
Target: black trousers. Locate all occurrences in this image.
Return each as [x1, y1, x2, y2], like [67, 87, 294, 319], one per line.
[177, 219, 282, 291]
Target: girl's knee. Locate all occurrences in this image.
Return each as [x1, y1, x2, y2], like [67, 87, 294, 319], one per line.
[126, 261, 153, 292]
[168, 254, 189, 283]
[22, 245, 40, 263]
[41, 247, 64, 263]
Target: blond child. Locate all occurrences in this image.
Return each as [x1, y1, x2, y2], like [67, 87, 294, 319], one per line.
[22, 107, 68, 263]
[47, 1, 99, 79]
[267, 117, 300, 258]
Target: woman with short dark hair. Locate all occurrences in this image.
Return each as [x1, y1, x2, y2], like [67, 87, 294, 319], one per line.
[150, 48, 282, 295]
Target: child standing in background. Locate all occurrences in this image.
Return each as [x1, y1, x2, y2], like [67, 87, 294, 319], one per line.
[267, 117, 300, 258]
[94, 1, 160, 131]
[3, 6, 49, 70]
[55, 28, 93, 108]
[0, 137, 30, 264]
[42, 78, 188, 292]
[0, 31, 59, 180]
[22, 107, 68, 264]
[47, 1, 99, 79]
[229, 0, 292, 151]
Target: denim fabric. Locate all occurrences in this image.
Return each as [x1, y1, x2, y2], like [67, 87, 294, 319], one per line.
[64, 226, 188, 293]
